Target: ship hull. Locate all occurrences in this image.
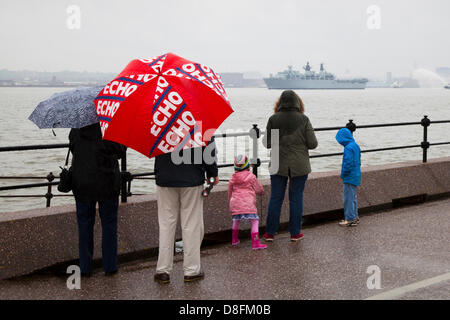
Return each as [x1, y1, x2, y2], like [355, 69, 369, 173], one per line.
[263, 78, 367, 89]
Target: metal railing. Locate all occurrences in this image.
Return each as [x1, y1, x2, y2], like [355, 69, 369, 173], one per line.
[1, 115, 450, 208]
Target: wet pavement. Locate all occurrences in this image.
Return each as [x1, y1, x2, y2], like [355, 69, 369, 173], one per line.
[0, 198, 449, 300]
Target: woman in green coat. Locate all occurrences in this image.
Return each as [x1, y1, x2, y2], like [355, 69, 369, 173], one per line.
[262, 90, 318, 242]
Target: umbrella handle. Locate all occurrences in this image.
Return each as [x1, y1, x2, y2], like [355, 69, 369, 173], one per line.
[202, 177, 216, 197]
[51, 122, 60, 136]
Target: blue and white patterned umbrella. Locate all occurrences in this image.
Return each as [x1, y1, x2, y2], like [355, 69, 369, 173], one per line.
[28, 86, 103, 129]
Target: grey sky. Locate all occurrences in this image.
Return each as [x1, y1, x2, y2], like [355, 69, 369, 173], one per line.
[1, 0, 449, 79]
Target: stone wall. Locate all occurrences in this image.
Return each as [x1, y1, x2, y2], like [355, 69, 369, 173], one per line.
[1, 157, 450, 280]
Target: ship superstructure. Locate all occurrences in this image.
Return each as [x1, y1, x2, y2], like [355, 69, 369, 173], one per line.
[264, 62, 368, 89]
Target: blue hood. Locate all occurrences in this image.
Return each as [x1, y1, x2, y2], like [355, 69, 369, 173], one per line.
[336, 127, 361, 186]
[336, 128, 354, 146]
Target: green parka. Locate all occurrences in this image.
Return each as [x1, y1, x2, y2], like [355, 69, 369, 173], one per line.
[262, 90, 318, 177]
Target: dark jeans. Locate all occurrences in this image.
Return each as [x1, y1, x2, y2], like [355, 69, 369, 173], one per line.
[75, 198, 119, 273]
[266, 174, 308, 236]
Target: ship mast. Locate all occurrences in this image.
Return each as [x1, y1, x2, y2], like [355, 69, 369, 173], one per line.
[303, 62, 311, 72]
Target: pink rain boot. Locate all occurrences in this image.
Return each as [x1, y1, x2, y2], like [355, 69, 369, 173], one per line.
[251, 233, 267, 250]
[232, 229, 240, 246]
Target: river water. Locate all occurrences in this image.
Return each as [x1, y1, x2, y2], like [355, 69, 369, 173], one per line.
[1, 87, 449, 212]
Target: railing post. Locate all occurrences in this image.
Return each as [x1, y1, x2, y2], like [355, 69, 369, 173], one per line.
[127, 178, 133, 198]
[121, 151, 128, 203]
[346, 119, 357, 133]
[249, 124, 261, 177]
[421, 115, 431, 163]
[45, 172, 55, 207]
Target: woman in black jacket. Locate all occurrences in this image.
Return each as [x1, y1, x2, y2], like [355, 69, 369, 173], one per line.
[69, 122, 126, 276]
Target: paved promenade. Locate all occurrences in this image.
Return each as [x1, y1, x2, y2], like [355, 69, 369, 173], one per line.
[0, 198, 449, 300]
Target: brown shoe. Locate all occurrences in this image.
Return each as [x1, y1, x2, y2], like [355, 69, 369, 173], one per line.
[184, 271, 205, 282]
[154, 272, 170, 284]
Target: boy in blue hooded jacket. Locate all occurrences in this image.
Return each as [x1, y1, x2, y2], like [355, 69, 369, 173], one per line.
[335, 128, 361, 226]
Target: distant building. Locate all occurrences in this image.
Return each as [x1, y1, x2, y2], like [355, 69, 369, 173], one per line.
[366, 72, 392, 88]
[219, 72, 266, 88]
[219, 73, 244, 87]
[386, 72, 393, 84]
[243, 71, 263, 80]
[436, 67, 450, 81]
[242, 78, 266, 88]
[394, 77, 420, 88]
[366, 80, 390, 88]
[0, 80, 15, 86]
[49, 76, 64, 86]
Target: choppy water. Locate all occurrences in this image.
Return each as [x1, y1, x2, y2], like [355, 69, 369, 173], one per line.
[1, 87, 450, 212]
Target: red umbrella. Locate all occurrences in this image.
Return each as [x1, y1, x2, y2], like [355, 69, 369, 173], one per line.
[94, 53, 233, 158]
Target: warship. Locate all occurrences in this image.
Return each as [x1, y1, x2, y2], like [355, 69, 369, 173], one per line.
[264, 62, 368, 89]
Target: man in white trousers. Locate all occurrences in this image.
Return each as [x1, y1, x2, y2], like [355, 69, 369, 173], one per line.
[153, 139, 218, 284]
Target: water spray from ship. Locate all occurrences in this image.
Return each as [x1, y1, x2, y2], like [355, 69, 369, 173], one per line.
[412, 68, 447, 88]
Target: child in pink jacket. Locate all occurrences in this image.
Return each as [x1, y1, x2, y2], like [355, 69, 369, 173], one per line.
[228, 155, 267, 250]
